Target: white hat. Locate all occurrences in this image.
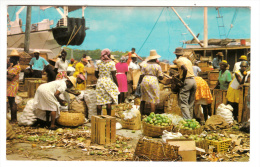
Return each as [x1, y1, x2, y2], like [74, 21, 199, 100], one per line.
[67, 76, 77, 88]
[33, 50, 40, 54]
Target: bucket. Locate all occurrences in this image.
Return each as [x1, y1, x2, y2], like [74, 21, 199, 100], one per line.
[240, 39, 246, 46]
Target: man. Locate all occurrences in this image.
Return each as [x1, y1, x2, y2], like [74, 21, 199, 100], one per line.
[233, 55, 247, 73]
[29, 50, 49, 78]
[192, 60, 201, 76]
[173, 47, 197, 119]
[128, 54, 140, 70]
[212, 52, 223, 69]
[126, 48, 143, 65]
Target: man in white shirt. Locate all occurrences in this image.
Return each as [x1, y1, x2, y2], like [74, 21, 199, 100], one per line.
[128, 54, 140, 70]
[233, 55, 247, 73]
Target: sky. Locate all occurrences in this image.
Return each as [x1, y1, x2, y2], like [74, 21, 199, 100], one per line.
[7, 6, 251, 62]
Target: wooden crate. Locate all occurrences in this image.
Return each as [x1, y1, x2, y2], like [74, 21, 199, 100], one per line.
[24, 78, 41, 91]
[198, 62, 208, 67]
[27, 80, 47, 98]
[200, 66, 212, 72]
[208, 71, 219, 81]
[159, 62, 170, 72]
[159, 76, 172, 85]
[91, 115, 116, 145]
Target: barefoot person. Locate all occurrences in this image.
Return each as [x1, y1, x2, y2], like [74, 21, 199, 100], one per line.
[33, 76, 78, 129]
[7, 49, 21, 124]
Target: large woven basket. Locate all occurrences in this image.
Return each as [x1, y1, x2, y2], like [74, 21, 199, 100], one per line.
[57, 111, 85, 127]
[134, 137, 180, 161]
[142, 121, 173, 137]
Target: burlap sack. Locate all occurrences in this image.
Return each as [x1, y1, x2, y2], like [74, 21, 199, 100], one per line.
[69, 99, 87, 114]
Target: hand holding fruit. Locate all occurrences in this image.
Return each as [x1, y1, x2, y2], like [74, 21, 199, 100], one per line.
[60, 100, 68, 106]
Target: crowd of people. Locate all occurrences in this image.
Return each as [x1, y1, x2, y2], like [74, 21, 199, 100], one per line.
[6, 47, 250, 129]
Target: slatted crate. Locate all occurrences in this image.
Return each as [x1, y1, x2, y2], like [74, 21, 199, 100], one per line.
[27, 80, 47, 98]
[91, 115, 116, 145]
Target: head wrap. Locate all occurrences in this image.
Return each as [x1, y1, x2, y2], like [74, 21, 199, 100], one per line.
[70, 58, 75, 62]
[101, 48, 111, 63]
[120, 56, 127, 63]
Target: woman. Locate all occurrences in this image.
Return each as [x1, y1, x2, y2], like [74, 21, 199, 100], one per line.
[55, 50, 69, 80]
[7, 49, 21, 123]
[95, 48, 119, 115]
[115, 56, 129, 103]
[194, 76, 213, 123]
[33, 76, 78, 129]
[138, 50, 163, 116]
[227, 61, 250, 121]
[215, 60, 232, 90]
[73, 58, 88, 90]
[44, 65, 56, 82]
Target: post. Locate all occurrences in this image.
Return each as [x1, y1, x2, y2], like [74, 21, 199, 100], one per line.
[24, 6, 31, 53]
[171, 7, 203, 47]
[203, 7, 208, 48]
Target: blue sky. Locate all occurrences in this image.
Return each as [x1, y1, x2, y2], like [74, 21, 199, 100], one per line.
[7, 6, 251, 62]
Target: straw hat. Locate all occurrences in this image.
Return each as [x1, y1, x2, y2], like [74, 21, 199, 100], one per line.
[239, 55, 247, 61]
[131, 54, 137, 58]
[173, 47, 184, 55]
[67, 76, 77, 88]
[8, 49, 20, 57]
[145, 50, 161, 61]
[85, 56, 92, 61]
[216, 52, 224, 56]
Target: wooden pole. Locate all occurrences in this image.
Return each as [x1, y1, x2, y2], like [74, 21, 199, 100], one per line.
[171, 7, 203, 47]
[204, 7, 208, 48]
[24, 6, 31, 53]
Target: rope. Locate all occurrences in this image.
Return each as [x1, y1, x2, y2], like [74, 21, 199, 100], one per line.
[137, 7, 165, 54]
[226, 8, 238, 38]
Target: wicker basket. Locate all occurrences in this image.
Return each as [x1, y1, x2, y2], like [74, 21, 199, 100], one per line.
[57, 111, 85, 127]
[134, 137, 180, 161]
[142, 121, 173, 137]
[173, 126, 204, 135]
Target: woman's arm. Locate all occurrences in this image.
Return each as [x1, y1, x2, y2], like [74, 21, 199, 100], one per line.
[95, 71, 99, 79]
[65, 89, 81, 96]
[111, 71, 118, 87]
[138, 74, 144, 85]
[235, 72, 246, 85]
[54, 90, 65, 105]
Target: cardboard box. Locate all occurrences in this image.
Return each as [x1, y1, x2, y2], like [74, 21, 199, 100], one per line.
[166, 139, 196, 162]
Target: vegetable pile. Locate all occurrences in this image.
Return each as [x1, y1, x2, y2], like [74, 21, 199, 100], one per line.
[143, 112, 172, 126]
[176, 119, 201, 130]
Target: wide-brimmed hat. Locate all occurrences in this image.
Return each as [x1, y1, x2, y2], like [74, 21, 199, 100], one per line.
[33, 50, 40, 54]
[131, 54, 137, 58]
[67, 76, 77, 87]
[220, 60, 228, 66]
[85, 56, 92, 61]
[8, 49, 20, 57]
[216, 52, 224, 56]
[173, 47, 184, 55]
[239, 55, 247, 61]
[145, 50, 161, 61]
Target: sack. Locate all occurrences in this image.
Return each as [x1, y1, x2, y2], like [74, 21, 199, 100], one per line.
[84, 89, 97, 120]
[135, 85, 141, 97]
[18, 99, 37, 126]
[69, 99, 87, 114]
[121, 105, 141, 130]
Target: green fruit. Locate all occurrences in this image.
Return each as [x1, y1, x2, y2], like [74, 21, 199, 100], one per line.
[122, 142, 127, 145]
[149, 120, 153, 124]
[131, 130, 136, 133]
[184, 123, 188, 127]
[27, 136, 35, 141]
[97, 151, 103, 155]
[17, 135, 24, 139]
[143, 118, 147, 122]
[115, 144, 120, 148]
[116, 140, 120, 144]
[90, 151, 95, 155]
[147, 117, 151, 122]
[191, 119, 196, 122]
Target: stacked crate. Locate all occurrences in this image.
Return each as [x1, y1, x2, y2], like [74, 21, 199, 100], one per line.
[208, 71, 219, 89]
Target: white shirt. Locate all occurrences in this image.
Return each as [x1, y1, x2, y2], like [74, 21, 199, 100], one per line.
[129, 61, 140, 70]
[233, 62, 241, 73]
[55, 59, 69, 72]
[230, 70, 250, 90]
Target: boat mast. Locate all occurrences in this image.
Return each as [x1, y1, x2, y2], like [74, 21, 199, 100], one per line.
[171, 7, 203, 47]
[204, 7, 208, 48]
[24, 6, 32, 53]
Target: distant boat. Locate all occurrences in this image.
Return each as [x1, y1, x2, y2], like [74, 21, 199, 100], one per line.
[7, 6, 89, 56]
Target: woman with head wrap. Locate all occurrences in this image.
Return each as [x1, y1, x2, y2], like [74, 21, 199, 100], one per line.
[95, 49, 119, 115]
[7, 49, 21, 123]
[227, 61, 250, 121]
[138, 50, 164, 116]
[115, 56, 129, 103]
[73, 58, 88, 90]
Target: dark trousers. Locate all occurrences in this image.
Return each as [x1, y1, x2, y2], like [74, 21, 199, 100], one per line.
[32, 70, 43, 78]
[227, 101, 239, 121]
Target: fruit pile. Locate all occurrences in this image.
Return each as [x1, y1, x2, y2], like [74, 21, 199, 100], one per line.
[206, 133, 230, 142]
[143, 112, 172, 126]
[176, 119, 201, 130]
[34, 80, 42, 83]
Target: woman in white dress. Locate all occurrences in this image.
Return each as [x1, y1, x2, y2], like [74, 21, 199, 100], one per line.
[55, 50, 69, 80]
[33, 76, 78, 129]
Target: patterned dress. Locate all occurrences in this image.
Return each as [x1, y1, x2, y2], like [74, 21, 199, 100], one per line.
[194, 76, 213, 104]
[140, 62, 163, 103]
[95, 60, 119, 105]
[7, 65, 21, 97]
